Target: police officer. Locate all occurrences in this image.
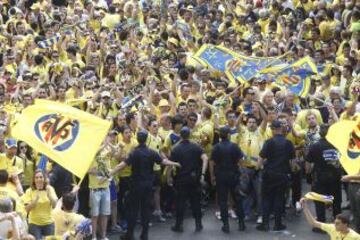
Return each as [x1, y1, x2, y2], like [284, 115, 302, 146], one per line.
[257, 120, 295, 232]
[170, 127, 208, 233]
[109, 130, 180, 240]
[211, 126, 245, 233]
[305, 124, 342, 232]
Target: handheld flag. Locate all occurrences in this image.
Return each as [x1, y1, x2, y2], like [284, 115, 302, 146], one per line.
[12, 100, 111, 180]
[37, 33, 61, 49]
[326, 119, 360, 175]
[194, 44, 284, 85]
[261, 56, 317, 98]
[304, 192, 334, 204]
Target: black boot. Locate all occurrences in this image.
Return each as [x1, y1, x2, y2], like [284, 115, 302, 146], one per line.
[256, 216, 269, 232]
[273, 224, 287, 231]
[238, 219, 246, 231]
[195, 219, 203, 232]
[171, 225, 183, 233]
[221, 223, 230, 233]
[274, 216, 286, 231]
[140, 228, 149, 240]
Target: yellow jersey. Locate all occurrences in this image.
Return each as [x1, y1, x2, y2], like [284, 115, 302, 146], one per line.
[88, 148, 111, 189]
[0, 154, 24, 175]
[22, 186, 58, 225]
[239, 126, 265, 168]
[52, 208, 85, 236]
[320, 223, 360, 240]
[118, 138, 138, 178]
[0, 185, 25, 216]
[146, 133, 162, 171]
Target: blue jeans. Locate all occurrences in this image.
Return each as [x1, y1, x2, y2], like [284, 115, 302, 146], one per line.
[29, 223, 54, 239]
[242, 168, 262, 217]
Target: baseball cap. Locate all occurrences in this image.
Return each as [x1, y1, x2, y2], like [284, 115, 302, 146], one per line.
[219, 126, 230, 139]
[5, 138, 17, 148]
[137, 130, 148, 143]
[270, 120, 282, 129]
[101, 91, 111, 98]
[180, 126, 190, 139]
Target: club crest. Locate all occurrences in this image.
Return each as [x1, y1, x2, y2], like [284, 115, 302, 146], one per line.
[34, 114, 80, 151]
[347, 122, 360, 160]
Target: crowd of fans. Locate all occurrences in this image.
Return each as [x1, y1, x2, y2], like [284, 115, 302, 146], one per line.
[0, 0, 359, 239]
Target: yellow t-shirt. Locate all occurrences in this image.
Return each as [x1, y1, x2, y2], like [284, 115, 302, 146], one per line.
[162, 131, 182, 154]
[52, 208, 85, 236]
[198, 120, 214, 156]
[88, 149, 111, 189]
[22, 186, 58, 225]
[21, 157, 35, 187]
[295, 109, 323, 130]
[239, 127, 265, 168]
[320, 223, 360, 240]
[0, 185, 25, 216]
[146, 133, 162, 171]
[118, 139, 137, 178]
[0, 154, 24, 175]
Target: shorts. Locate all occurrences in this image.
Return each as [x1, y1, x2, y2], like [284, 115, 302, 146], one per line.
[90, 187, 111, 216]
[110, 180, 118, 201]
[153, 170, 161, 188]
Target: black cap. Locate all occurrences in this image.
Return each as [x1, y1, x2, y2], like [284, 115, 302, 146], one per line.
[180, 126, 190, 139]
[219, 126, 230, 139]
[137, 130, 148, 144]
[270, 120, 282, 129]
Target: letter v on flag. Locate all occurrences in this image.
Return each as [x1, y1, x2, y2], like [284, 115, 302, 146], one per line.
[12, 100, 111, 180]
[326, 119, 360, 175]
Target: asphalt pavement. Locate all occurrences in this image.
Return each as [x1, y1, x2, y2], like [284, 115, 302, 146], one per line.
[109, 203, 331, 240]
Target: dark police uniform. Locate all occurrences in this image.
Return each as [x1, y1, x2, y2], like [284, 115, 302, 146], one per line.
[124, 143, 162, 239]
[259, 133, 295, 230]
[211, 138, 245, 231]
[170, 139, 204, 231]
[305, 138, 342, 223]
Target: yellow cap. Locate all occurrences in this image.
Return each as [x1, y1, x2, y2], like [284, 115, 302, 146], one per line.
[159, 99, 170, 107]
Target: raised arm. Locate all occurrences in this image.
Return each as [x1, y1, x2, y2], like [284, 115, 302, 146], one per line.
[300, 198, 322, 229]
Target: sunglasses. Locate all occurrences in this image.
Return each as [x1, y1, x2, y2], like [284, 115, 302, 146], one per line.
[20, 145, 27, 149]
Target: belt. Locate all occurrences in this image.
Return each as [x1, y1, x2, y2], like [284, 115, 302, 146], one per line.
[91, 188, 107, 191]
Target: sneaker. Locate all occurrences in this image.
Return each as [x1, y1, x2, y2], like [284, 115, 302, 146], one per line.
[110, 224, 124, 233]
[215, 211, 221, 220]
[153, 211, 166, 223]
[153, 214, 166, 223]
[229, 209, 237, 219]
[295, 201, 302, 213]
[101, 238, 109, 240]
[120, 221, 128, 231]
[256, 216, 263, 224]
[244, 215, 250, 221]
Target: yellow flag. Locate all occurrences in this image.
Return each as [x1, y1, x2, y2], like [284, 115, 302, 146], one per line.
[12, 100, 111, 180]
[304, 192, 334, 204]
[326, 120, 360, 175]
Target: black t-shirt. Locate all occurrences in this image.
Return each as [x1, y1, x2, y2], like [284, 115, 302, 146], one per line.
[125, 144, 162, 183]
[170, 140, 203, 184]
[211, 139, 243, 175]
[260, 134, 295, 174]
[305, 138, 341, 182]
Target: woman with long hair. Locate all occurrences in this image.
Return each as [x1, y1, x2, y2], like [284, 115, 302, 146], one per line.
[16, 141, 35, 191]
[22, 169, 58, 239]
